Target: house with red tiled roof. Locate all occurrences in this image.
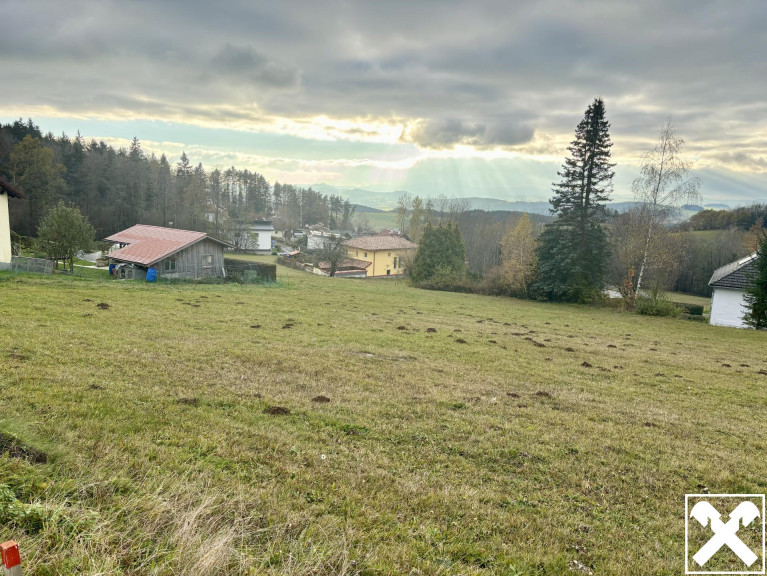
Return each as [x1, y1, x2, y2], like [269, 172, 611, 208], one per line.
[342, 236, 417, 277]
[105, 224, 232, 280]
[1, 180, 25, 270]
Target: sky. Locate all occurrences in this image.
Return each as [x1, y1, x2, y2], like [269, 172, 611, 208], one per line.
[2, 0, 767, 206]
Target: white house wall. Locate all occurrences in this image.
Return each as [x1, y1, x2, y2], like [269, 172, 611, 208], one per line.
[710, 287, 749, 328]
[0, 193, 11, 269]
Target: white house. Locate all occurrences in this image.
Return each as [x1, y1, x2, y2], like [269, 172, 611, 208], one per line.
[708, 253, 758, 328]
[248, 220, 274, 251]
[0, 180, 24, 270]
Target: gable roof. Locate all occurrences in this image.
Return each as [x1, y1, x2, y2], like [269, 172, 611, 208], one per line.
[343, 236, 417, 251]
[709, 253, 758, 289]
[0, 180, 25, 199]
[317, 258, 371, 271]
[105, 225, 230, 266]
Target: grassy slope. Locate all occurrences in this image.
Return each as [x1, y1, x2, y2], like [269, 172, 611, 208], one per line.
[1, 265, 766, 575]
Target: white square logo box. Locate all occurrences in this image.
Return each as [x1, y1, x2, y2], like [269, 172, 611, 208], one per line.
[685, 494, 766, 575]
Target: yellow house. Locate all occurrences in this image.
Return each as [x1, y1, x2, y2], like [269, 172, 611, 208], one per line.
[342, 236, 418, 277]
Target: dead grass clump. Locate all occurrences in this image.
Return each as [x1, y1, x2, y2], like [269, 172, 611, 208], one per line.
[178, 398, 200, 406]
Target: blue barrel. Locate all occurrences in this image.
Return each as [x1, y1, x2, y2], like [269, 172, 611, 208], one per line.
[109, 264, 115, 276]
[146, 267, 157, 282]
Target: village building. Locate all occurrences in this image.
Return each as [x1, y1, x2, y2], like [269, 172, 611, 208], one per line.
[708, 252, 758, 328]
[0, 180, 24, 270]
[342, 236, 417, 277]
[106, 224, 231, 280]
[314, 258, 370, 278]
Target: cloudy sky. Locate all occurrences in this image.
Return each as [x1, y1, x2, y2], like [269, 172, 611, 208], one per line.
[2, 0, 766, 205]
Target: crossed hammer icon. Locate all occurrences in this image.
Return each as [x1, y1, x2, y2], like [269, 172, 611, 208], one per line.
[690, 501, 762, 567]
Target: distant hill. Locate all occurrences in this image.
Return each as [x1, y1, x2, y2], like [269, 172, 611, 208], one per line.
[352, 204, 384, 213]
[313, 184, 706, 220]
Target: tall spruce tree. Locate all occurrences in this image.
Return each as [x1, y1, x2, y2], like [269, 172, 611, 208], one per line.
[535, 97, 615, 302]
[744, 231, 767, 329]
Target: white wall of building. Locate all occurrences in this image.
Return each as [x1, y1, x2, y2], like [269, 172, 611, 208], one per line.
[710, 287, 749, 328]
[0, 193, 11, 269]
[255, 230, 272, 250]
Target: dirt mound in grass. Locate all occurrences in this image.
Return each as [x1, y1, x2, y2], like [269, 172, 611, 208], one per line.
[264, 406, 291, 415]
[0, 431, 47, 463]
[96, 302, 110, 310]
[312, 395, 331, 403]
[177, 397, 199, 406]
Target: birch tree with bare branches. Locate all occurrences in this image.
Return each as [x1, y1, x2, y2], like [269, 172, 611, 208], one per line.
[632, 120, 700, 293]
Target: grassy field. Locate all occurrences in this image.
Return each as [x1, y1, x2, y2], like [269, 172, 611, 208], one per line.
[1, 262, 766, 575]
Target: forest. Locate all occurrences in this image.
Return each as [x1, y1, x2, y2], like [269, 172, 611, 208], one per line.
[0, 119, 355, 242]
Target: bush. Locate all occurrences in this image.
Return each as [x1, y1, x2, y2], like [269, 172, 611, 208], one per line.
[224, 259, 277, 282]
[635, 297, 682, 318]
[680, 304, 704, 316]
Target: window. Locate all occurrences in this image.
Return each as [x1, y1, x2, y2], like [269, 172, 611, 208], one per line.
[386, 269, 391, 275]
[164, 258, 176, 273]
[393, 256, 400, 269]
[388, 252, 391, 257]
[202, 254, 213, 268]
[364, 252, 368, 258]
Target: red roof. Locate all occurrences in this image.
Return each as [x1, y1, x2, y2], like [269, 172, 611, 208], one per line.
[105, 225, 228, 266]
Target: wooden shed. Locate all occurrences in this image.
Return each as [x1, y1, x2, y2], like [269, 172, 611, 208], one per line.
[106, 225, 232, 280]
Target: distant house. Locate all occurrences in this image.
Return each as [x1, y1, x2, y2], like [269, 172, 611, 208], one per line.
[314, 258, 370, 278]
[342, 236, 417, 277]
[248, 220, 274, 251]
[106, 224, 232, 280]
[708, 253, 758, 328]
[0, 180, 24, 270]
[307, 229, 340, 251]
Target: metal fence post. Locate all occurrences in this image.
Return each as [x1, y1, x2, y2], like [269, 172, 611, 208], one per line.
[1, 541, 22, 576]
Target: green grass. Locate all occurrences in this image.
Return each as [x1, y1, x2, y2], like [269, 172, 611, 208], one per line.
[1, 267, 766, 575]
[664, 291, 711, 314]
[361, 211, 398, 231]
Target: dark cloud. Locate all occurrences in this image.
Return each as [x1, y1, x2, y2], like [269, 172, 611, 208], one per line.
[1, 0, 766, 167]
[404, 118, 534, 149]
[210, 44, 300, 88]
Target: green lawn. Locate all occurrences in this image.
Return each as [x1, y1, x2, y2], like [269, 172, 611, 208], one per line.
[1, 267, 765, 575]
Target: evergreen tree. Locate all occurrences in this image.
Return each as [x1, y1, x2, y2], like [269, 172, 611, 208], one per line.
[535, 97, 615, 302]
[744, 231, 767, 329]
[410, 222, 466, 283]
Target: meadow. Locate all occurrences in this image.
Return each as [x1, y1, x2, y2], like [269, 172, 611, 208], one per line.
[1, 261, 766, 575]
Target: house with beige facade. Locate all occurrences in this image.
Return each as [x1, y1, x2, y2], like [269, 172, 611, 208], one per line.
[342, 236, 417, 277]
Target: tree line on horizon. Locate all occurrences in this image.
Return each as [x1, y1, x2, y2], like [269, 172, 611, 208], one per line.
[0, 119, 356, 244]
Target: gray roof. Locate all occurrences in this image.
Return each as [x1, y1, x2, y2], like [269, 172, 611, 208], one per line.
[709, 253, 758, 289]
